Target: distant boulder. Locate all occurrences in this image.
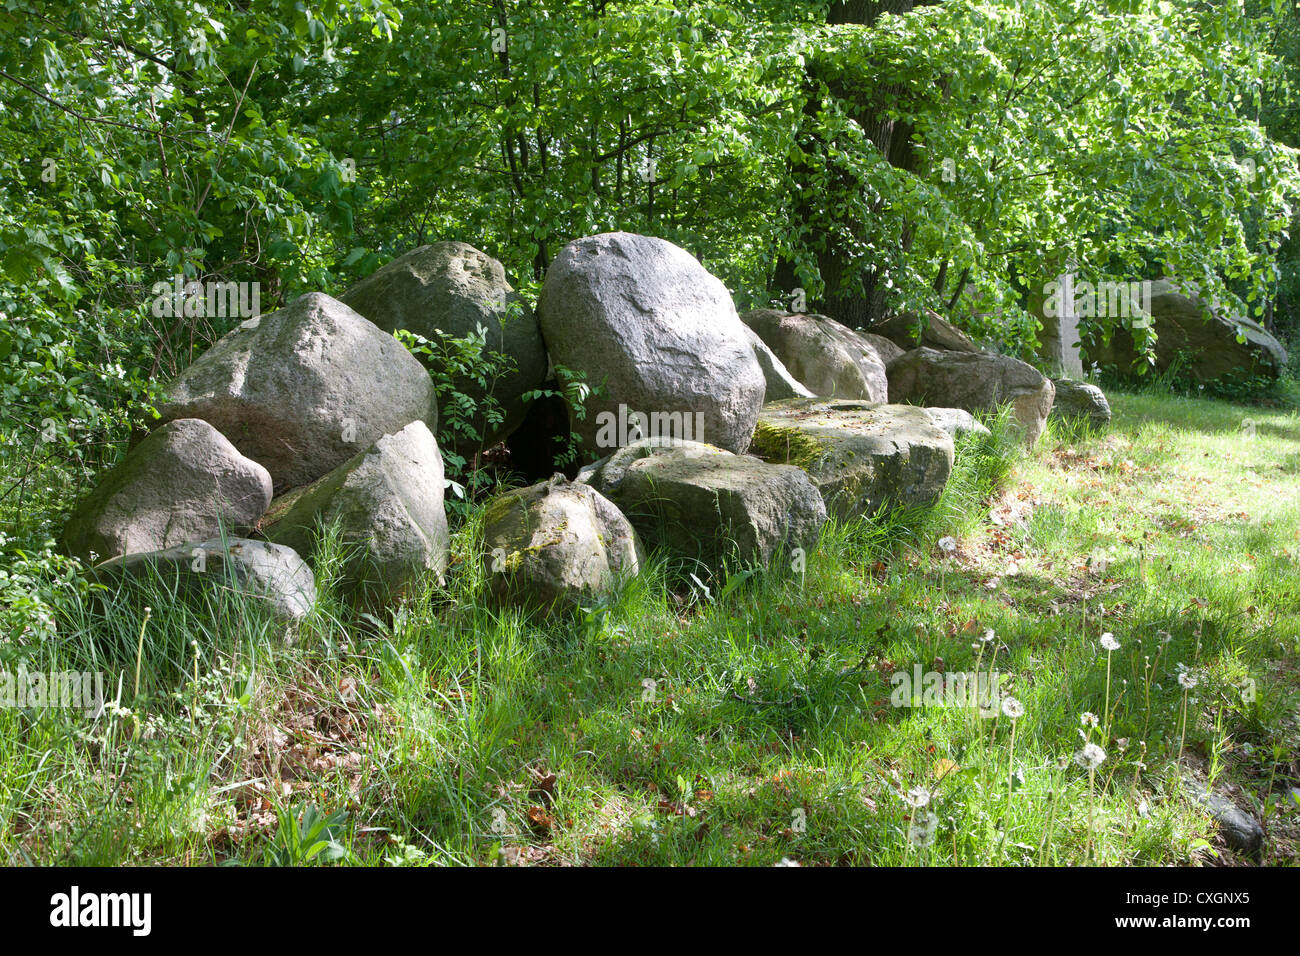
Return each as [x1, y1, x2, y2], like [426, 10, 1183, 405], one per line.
[887, 348, 1055, 446]
[740, 309, 888, 402]
[1082, 278, 1287, 382]
[341, 242, 547, 452]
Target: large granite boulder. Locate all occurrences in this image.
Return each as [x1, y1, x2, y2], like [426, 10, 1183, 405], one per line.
[156, 292, 437, 493]
[859, 331, 905, 366]
[577, 437, 825, 568]
[482, 476, 643, 611]
[93, 537, 316, 625]
[1081, 278, 1287, 382]
[62, 419, 272, 563]
[537, 233, 765, 457]
[741, 324, 815, 402]
[740, 309, 888, 402]
[264, 421, 449, 604]
[871, 310, 980, 353]
[887, 347, 1055, 446]
[340, 242, 547, 452]
[750, 399, 954, 522]
[1050, 379, 1111, 429]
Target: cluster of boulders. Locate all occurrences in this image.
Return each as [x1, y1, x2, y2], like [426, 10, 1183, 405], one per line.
[61, 231, 1114, 619]
[63, 290, 448, 621]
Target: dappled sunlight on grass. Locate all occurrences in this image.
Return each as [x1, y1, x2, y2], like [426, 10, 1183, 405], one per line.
[1, 388, 1298, 865]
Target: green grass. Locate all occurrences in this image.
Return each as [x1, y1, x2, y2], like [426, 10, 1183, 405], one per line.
[1, 387, 1298, 866]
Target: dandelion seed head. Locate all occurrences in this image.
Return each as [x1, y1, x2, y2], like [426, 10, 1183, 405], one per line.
[1075, 742, 1106, 769]
[907, 810, 939, 847]
[903, 787, 930, 809]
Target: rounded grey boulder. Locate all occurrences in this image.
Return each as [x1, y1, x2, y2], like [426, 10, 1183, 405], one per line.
[93, 537, 316, 625]
[340, 242, 547, 453]
[482, 475, 643, 611]
[1050, 379, 1112, 428]
[740, 309, 889, 402]
[156, 292, 437, 493]
[538, 233, 765, 456]
[62, 418, 272, 563]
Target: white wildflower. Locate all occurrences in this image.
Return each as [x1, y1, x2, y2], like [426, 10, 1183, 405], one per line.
[907, 810, 939, 847]
[1075, 742, 1106, 769]
[902, 787, 931, 809]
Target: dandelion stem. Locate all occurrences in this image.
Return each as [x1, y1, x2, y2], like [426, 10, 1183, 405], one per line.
[1103, 649, 1113, 737]
[1087, 766, 1097, 864]
[1006, 720, 1018, 797]
[1178, 686, 1189, 764]
[133, 607, 152, 700]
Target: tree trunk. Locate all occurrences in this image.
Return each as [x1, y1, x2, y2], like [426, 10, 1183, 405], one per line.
[775, 0, 936, 327]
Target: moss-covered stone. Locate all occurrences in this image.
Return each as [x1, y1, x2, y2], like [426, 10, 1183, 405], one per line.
[749, 398, 954, 522]
[749, 419, 830, 472]
[481, 476, 642, 612]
